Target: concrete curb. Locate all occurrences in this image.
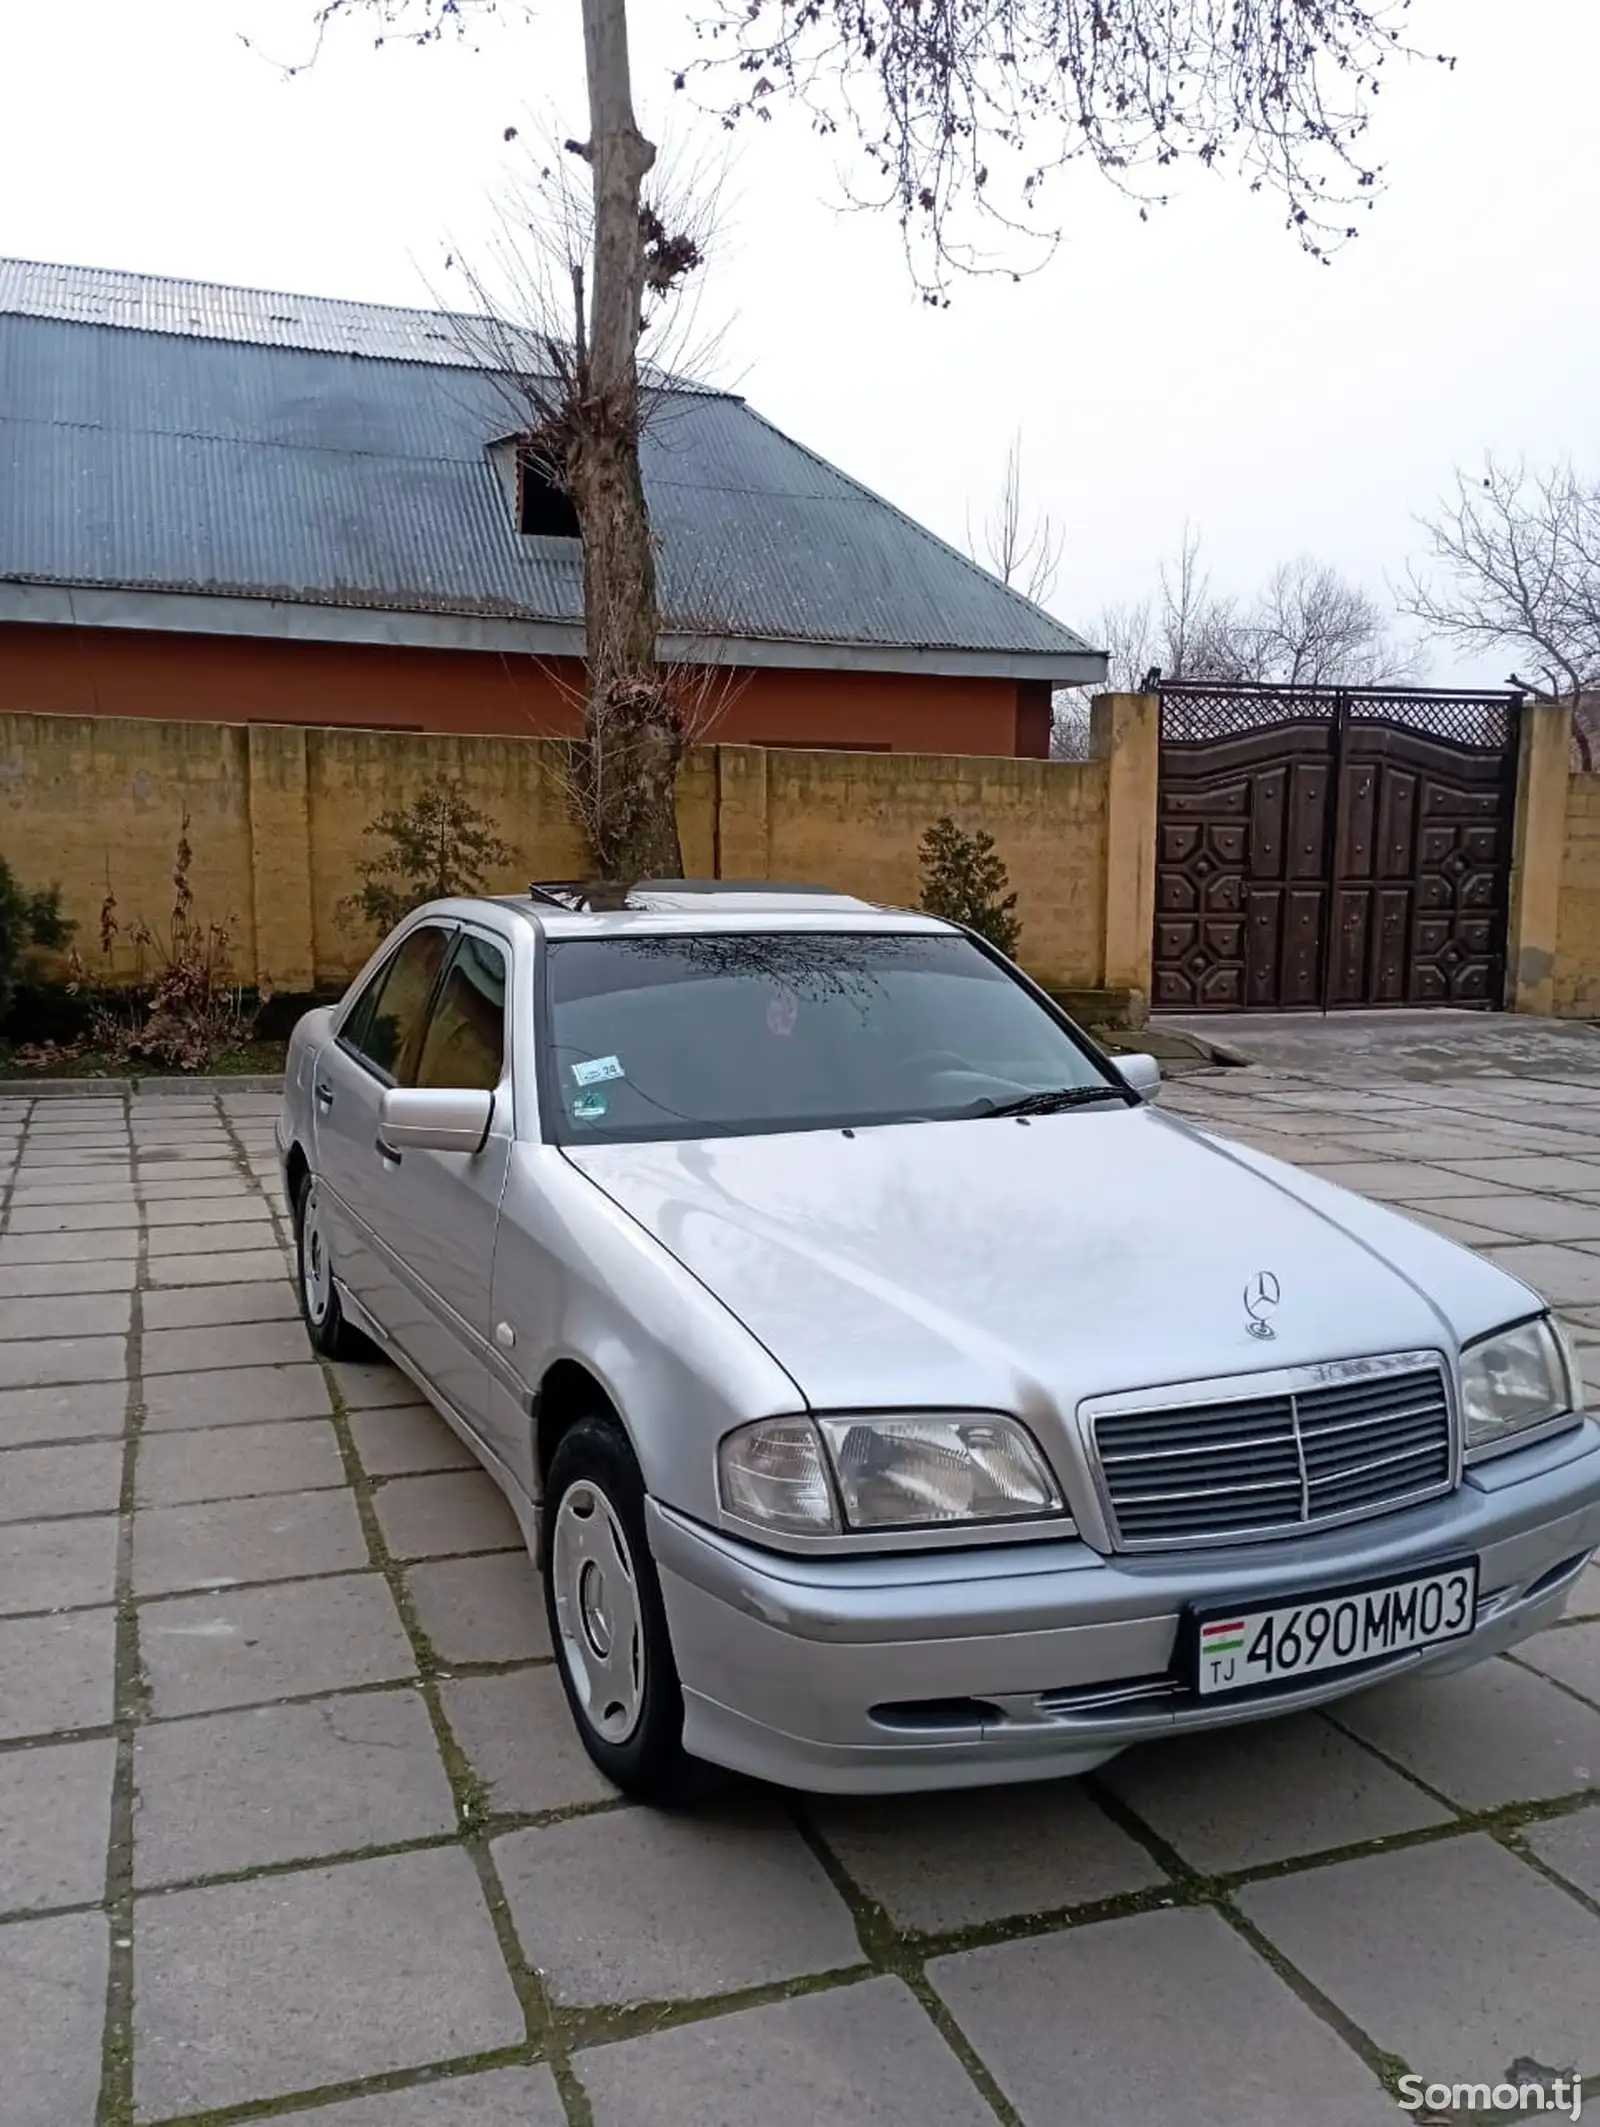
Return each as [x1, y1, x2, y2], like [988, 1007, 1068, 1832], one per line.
[1094, 1025, 1249, 1072]
[1171, 1031, 1255, 1069]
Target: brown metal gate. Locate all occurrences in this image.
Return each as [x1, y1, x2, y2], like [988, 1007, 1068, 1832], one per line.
[1152, 685, 1522, 1013]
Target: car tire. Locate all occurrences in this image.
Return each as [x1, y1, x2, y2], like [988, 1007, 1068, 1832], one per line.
[542, 1413, 719, 1808]
[294, 1169, 364, 1361]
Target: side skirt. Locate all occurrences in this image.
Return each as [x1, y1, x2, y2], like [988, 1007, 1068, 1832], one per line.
[334, 1277, 541, 1563]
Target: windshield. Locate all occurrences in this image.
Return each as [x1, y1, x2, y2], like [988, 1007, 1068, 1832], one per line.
[542, 930, 1125, 1144]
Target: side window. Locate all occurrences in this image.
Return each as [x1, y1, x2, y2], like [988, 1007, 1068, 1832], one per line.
[339, 963, 386, 1059]
[343, 926, 451, 1084]
[414, 934, 508, 1091]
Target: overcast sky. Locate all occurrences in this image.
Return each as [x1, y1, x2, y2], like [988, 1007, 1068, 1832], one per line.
[4, 0, 1596, 684]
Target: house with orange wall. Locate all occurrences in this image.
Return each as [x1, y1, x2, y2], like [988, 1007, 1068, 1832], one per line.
[0, 260, 1103, 754]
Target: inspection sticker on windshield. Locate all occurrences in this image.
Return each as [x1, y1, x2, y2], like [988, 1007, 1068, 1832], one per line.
[571, 1055, 624, 1087]
[1190, 1559, 1477, 1697]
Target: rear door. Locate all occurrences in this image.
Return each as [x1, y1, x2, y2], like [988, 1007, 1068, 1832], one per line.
[313, 921, 454, 1333]
[373, 927, 514, 1432]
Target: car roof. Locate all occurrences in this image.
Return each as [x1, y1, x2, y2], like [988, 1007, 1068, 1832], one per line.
[476, 881, 956, 939]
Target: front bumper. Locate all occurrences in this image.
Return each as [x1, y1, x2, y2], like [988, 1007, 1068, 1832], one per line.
[650, 1417, 1600, 1794]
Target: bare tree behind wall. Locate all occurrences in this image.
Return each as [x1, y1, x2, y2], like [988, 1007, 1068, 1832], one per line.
[1091, 533, 1416, 690]
[1246, 557, 1422, 687]
[1403, 458, 1600, 768]
[1052, 526, 1244, 758]
[971, 434, 1062, 608]
[965, 435, 1077, 755]
[1055, 531, 1418, 755]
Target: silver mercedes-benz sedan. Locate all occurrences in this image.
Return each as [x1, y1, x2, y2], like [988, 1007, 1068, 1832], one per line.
[278, 883, 1600, 1802]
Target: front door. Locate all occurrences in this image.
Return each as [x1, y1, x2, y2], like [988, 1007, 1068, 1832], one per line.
[313, 921, 455, 1332]
[374, 928, 513, 1433]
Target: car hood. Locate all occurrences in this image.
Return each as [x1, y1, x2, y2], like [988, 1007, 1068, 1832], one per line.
[565, 1108, 1541, 1417]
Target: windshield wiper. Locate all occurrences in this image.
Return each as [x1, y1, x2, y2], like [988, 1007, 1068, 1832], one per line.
[981, 1084, 1130, 1118]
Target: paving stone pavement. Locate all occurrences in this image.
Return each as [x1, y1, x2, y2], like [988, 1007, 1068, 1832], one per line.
[0, 1071, 1597, 2125]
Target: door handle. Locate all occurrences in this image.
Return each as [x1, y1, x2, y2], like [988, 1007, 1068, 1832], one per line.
[375, 1136, 402, 1166]
[314, 1081, 334, 1109]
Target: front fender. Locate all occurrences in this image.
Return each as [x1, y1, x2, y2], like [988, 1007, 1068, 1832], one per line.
[491, 1144, 805, 1524]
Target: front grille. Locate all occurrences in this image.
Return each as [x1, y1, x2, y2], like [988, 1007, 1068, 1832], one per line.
[1090, 1362, 1453, 1549]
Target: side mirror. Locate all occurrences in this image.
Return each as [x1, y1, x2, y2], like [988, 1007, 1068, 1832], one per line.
[379, 1086, 494, 1155]
[1115, 1052, 1162, 1102]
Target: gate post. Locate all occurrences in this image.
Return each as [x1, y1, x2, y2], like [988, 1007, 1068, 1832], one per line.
[1505, 698, 1573, 1015]
[1091, 692, 1159, 1024]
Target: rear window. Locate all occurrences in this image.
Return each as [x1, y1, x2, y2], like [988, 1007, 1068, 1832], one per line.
[542, 930, 1113, 1143]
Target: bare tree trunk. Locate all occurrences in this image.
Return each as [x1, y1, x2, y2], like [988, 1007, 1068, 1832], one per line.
[569, 0, 684, 880]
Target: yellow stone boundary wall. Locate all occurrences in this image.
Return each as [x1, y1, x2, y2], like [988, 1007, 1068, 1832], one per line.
[0, 700, 1159, 1003]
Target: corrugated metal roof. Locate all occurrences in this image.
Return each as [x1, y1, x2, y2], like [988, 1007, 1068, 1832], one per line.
[0, 255, 548, 369]
[0, 258, 1100, 669]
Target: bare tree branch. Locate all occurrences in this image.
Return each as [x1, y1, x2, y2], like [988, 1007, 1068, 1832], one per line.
[1403, 456, 1600, 768]
[687, 0, 1451, 294]
[242, 0, 527, 74]
[1402, 457, 1600, 702]
[288, 0, 1453, 299]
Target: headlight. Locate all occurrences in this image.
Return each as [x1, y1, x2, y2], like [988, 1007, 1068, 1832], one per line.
[1460, 1317, 1577, 1456]
[717, 1412, 1066, 1536]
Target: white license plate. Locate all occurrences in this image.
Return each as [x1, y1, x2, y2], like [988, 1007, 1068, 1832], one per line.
[1191, 1560, 1478, 1698]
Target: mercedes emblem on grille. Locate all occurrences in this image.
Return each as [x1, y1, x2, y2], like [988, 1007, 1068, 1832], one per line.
[1244, 1270, 1281, 1340]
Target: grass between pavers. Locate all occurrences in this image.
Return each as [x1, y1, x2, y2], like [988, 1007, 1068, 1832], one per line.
[2, 1084, 1589, 2126]
[17, 1738, 1589, 1950]
[111, 1668, 1600, 2127]
[784, 1809, 1026, 2127]
[1320, 1690, 1600, 1931]
[67, 1087, 146, 2127]
[127, 2051, 541, 2127]
[59, 1775, 1600, 2125]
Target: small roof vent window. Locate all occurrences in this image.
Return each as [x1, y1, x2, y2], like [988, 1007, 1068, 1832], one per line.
[517, 450, 579, 540]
